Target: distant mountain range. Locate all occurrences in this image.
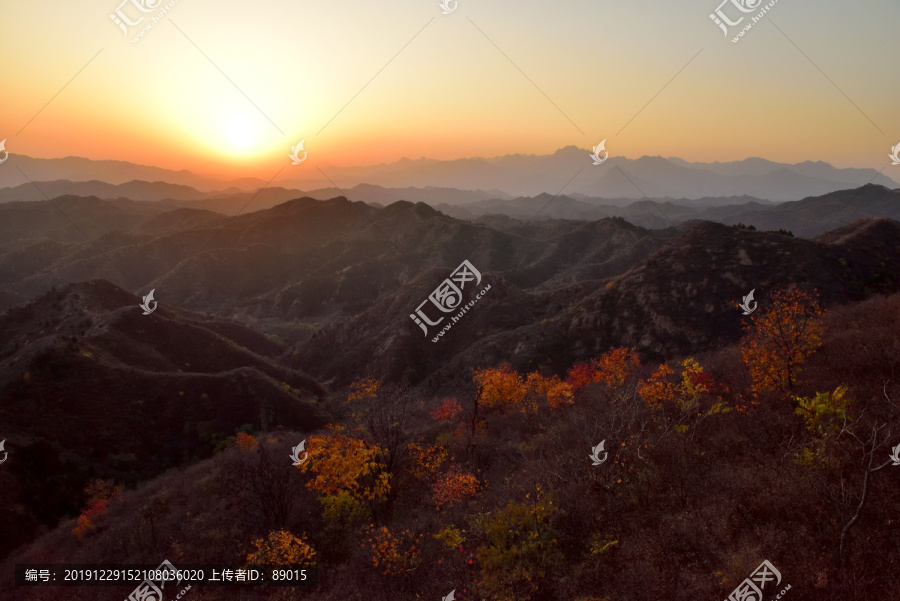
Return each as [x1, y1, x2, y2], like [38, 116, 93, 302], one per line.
[441, 184, 900, 237]
[280, 148, 900, 201]
[2, 188, 899, 369]
[0, 179, 514, 211]
[2, 148, 897, 201]
[0, 154, 259, 192]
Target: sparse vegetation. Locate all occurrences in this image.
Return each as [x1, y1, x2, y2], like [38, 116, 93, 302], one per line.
[6, 290, 898, 601]
[2, 207, 900, 601]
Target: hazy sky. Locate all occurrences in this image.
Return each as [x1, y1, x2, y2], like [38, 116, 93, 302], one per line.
[1, 0, 898, 180]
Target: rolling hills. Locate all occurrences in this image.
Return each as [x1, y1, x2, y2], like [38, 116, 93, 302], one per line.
[0, 279, 326, 557]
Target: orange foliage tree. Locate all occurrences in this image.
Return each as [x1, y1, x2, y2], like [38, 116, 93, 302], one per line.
[348, 378, 380, 402]
[637, 363, 676, 410]
[363, 525, 423, 576]
[567, 348, 642, 406]
[431, 397, 463, 421]
[474, 365, 528, 412]
[235, 432, 258, 451]
[430, 398, 467, 440]
[474, 365, 575, 416]
[525, 373, 574, 410]
[638, 358, 731, 435]
[740, 288, 826, 396]
[407, 440, 449, 481]
[567, 348, 640, 390]
[462, 366, 576, 453]
[72, 499, 109, 537]
[246, 530, 317, 566]
[432, 467, 481, 509]
[299, 425, 390, 505]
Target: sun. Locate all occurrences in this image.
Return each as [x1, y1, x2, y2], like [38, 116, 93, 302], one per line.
[222, 117, 264, 154]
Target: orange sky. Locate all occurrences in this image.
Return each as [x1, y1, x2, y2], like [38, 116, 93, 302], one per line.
[1, 1, 898, 182]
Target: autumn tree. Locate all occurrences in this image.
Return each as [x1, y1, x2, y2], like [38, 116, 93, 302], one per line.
[246, 530, 317, 566]
[637, 363, 676, 410]
[525, 373, 574, 410]
[235, 431, 259, 451]
[453, 365, 578, 457]
[740, 287, 826, 396]
[363, 525, 423, 576]
[638, 357, 731, 437]
[407, 440, 449, 481]
[72, 479, 119, 537]
[473, 485, 563, 600]
[432, 467, 481, 509]
[474, 364, 528, 413]
[567, 347, 641, 402]
[348, 378, 380, 402]
[430, 397, 463, 422]
[471, 365, 574, 420]
[300, 425, 390, 523]
[430, 397, 469, 441]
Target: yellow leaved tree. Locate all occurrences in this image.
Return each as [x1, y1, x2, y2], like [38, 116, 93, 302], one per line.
[299, 425, 390, 525]
[740, 288, 826, 396]
[246, 530, 316, 566]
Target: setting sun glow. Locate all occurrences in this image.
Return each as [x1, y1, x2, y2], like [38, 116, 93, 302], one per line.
[220, 116, 265, 155]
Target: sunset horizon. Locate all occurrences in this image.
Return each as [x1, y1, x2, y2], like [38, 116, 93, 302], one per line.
[2, 2, 897, 181]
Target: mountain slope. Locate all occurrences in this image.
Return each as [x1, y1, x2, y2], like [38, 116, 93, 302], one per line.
[291, 218, 900, 389]
[0, 279, 327, 557]
[0, 197, 675, 324]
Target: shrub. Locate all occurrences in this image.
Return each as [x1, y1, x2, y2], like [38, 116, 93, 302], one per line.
[363, 525, 423, 576]
[235, 432, 258, 451]
[407, 441, 449, 481]
[246, 530, 316, 566]
[432, 468, 481, 509]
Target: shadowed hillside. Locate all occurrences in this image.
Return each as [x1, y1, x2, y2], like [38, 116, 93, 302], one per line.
[293, 218, 900, 390]
[0, 280, 327, 558]
[2, 292, 899, 601]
